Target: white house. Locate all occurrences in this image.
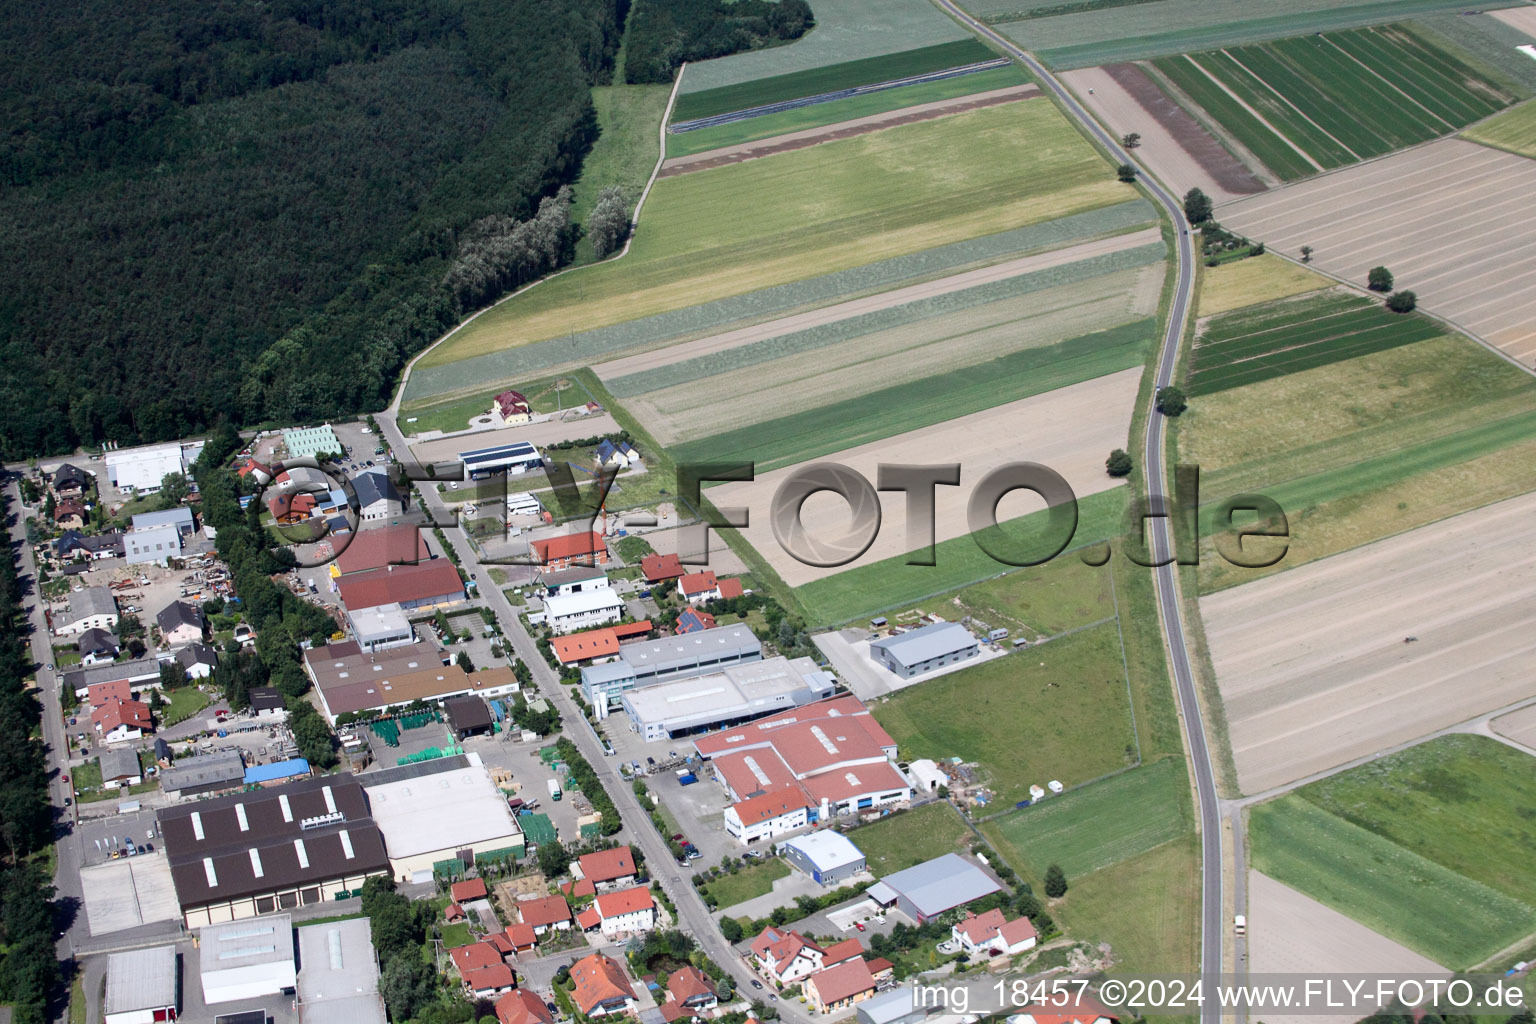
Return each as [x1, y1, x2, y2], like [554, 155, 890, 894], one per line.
[952, 909, 1037, 958]
[156, 601, 205, 648]
[724, 787, 814, 845]
[175, 643, 219, 680]
[677, 571, 742, 606]
[544, 588, 624, 635]
[592, 886, 655, 939]
[352, 468, 403, 522]
[55, 587, 119, 636]
[749, 927, 824, 985]
[125, 524, 182, 566]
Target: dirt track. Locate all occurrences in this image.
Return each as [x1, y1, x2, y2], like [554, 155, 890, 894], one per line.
[708, 367, 1139, 587]
[659, 85, 1039, 176]
[1202, 490, 1536, 795]
[1249, 871, 1448, 1024]
[1217, 139, 1536, 365]
[1063, 64, 1267, 203]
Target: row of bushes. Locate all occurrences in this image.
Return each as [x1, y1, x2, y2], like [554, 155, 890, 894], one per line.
[555, 738, 622, 835]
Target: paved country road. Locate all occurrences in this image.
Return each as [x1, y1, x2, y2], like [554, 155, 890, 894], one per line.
[922, 4, 1224, 1020]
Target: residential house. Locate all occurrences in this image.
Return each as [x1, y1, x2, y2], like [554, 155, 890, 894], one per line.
[236, 459, 273, 485]
[570, 953, 636, 1018]
[593, 439, 640, 469]
[659, 966, 717, 1021]
[54, 499, 87, 530]
[1007, 995, 1118, 1024]
[678, 571, 725, 605]
[517, 894, 572, 935]
[496, 989, 556, 1024]
[249, 686, 288, 720]
[493, 390, 533, 426]
[530, 531, 608, 570]
[353, 468, 404, 522]
[55, 530, 124, 561]
[724, 788, 815, 845]
[268, 491, 317, 524]
[591, 885, 655, 939]
[493, 923, 537, 956]
[449, 943, 515, 996]
[99, 747, 144, 789]
[450, 878, 490, 904]
[804, 958, 877, 1014]
[55, 586, 118, 636]
[156, 600, 205, 648]
[93, 698, 152, 743]
[76, 628, 121, 666]
[573, 846, 638, 890]
[51, 463, 90, 498]
[952, 909, 1038, 958]
[639, 553, 684, 584]
[175, 643, 219, 680]
[674, 608, 715, 634]
[750, 927, 824, 985]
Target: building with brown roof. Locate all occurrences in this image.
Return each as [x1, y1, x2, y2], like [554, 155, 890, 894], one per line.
[93, 698, 152, 742]
[517, 894, 572, 935]
[952, 908, 1037, 957]
[336, 559, 465, 612]
[530, 531, 608, 570]
[450, 878, 489, 903]
[493, 390, 533, 426]
[804, 957, 876, 1014]
[591, 885, 655, 939]
[496, 989, 556, 1024]
[570, 953, 635, 1018]
[639, 553, 684, 583]
[749, 926, 824, 985]
[573, 846, 638, 889]
[303, 640, 519, 722]
[333, 524, 431, 576]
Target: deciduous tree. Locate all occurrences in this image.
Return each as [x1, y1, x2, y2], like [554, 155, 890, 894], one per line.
[1368, 266, 1394, 291]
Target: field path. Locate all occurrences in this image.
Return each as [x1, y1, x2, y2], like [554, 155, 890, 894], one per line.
[592, 227, 1160, 381]
[660, 85, 1039, 175]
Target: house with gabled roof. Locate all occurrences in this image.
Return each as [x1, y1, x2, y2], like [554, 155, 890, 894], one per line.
[749, 926, 824, 985]
[573, 846, 638, 889]
[570, 953, 636, 1018]
[804, 957, 876, 1014]
[952, 908, 1037, 957]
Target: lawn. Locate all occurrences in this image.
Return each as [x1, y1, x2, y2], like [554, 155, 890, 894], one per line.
[1186, 291, 1446, 395]
[1153, 25, 1522, 177]
[1248, 794, 1535, 968]
[52, 645, 81, 668]
[983, 757, 1191, 879]
[703, 858, 791, 908]
[439, 922, 473, 947]
[1290, 734, 1536, 903]
[845, 801, 972, 875]
[795, 487, 1127, 626]
[667, 65, 1032, 157]
[1051, 836, 1200, 977]
[159, 687, 209, 727]
[873, 621, 1137, 804]
[571, 82, 671, 263]
[1195, 254, 1330, 318]
[400, 376, 594, 436]
[415, 101, 1127, 371]
[940, 556, 1114, 642]
[1464, 96, 1536, 159]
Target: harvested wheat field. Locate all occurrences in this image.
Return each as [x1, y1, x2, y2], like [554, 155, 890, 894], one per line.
[1247, 872, 1448, 1024]
[1202, 490, 1536, 795]
[1063, 64, 1267, 202]
[708, 368, 1139, 587]
[1217, 140, 1536, 365]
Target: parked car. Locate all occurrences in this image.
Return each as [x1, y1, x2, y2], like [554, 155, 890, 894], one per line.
[854, 922, 866, 932]
[646, 757, 656, 767]
[671, 833, 685, 842]
[61, 774, 69, 784]
[751, 981, 763, 990]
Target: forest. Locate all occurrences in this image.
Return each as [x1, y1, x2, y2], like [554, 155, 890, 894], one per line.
[0, 0, 624, 459]
[624, 0, 814, 83]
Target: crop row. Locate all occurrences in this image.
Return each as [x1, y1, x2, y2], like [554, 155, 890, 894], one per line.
[1150, 58, 1317, 180]
[607, 242, 1163, 397]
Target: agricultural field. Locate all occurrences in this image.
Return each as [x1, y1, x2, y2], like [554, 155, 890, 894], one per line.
[1246, 871, 1448, 1024]
[1463, 97, 1536, 159]
[983, 758, 1190, 879]
[872, 621, 1139, 805]
[979, 0, 1497, 70]
[1185, 290, 1444, 395]
[1248, 795, 1535, 967]
[847, 802, 974, 876]
[666, 65, 1032, 158]
[1194, 252, 1329, 317]
[1415, 10, 1536, 96]
[1216, 139, 1536, 364]
[399, 376, 592, 437]
[1051, 837, 1199, 979]
[1063, 62, 1266, 203]
[405, 101, 1130, 400]
[1151, 25, 1521, 180]
[793, 488, 1126, 626]
[938, 554, 1115, 642]
[1201, 490, 1536, 795]
[707, 367, 1140, 587]
[1290, 734, 1536, 902]
[626, 251, 1163, 446]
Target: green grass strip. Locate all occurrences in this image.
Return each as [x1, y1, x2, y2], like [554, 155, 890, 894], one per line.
[675, 318, 1155, 471]
[1150, 57, 1316, 179]
[796, 487, 1126, 625]
[672, 40, 998, 122]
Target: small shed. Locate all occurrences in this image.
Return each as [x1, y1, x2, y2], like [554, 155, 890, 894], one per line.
[444, 695, 494, 739]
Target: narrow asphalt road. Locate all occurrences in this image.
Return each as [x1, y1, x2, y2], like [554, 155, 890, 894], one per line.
[925, 3, 1222, 1018]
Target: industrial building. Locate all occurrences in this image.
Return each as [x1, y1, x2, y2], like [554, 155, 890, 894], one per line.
[444, 695, 494, 739]
[333, 524, 430, 575]
[295, 918, 388, 1024]
[125, 523, 184, 565]
[580, 623, 762, 707]
[459, 441, 543, 479]
[160, 750, 247, 799]
[55, 586, 119, 636]
[542, 565, 608, 596]
[779, 831, 867, 886]
[158, 775, 390, 927]
[132, 506, 197, 538]
[336, 559, 466, 612]
[283, 425, 342, 461]
[64, 656, 162, 698]
[198, 915, 298, 1004]
[106, 442, 202, 494]
[864, 853, 1000, 923]
[103, 946, 179, 1024]
[346, 603, 414, 652]
[617, 656, 836, 740]
[360, 757, 524, 883]
[304, 640, 519, 722]
[868, 622, 979, 679]
[543, 587, 625, 635]
[694, 695, 912, 844]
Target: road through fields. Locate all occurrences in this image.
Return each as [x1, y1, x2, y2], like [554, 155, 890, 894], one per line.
[927, 4, 1217, 1020]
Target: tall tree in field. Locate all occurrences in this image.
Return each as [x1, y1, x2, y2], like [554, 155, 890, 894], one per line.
[1044, 864, 1069, 898]
[1387, 290, 1418, 313]
[1368, 266, 1394, 291]
[1183, 188, 1212, 225]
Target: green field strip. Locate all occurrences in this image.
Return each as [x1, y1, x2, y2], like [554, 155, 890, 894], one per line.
[1210, 47, 1377, 161]
[1017, 0, 1496, 69]
[1150, 57, 1317, 179]
[1188, 324, 1440, 393]
[1263, 36, 1444, 147]
[1197, 406, 1536, 537]
[1293, 735, 1536, 904]
[795, 487, 1127, 626]
[1412, 14, 1536, 94]
[1463, 98, 1536, 159]
[1331, 29, 1491, 126]
[673, 40, 997, 122]
[1250, 795, 1536, 969]
[608, 243, 1164, 396]
[1390, 21, 1526, 105]
[674, 318, 1154, 471]
[1196, 306, 1407, 360]
[666, 65, 1032, 157]
[987, 758, 1190, 878]
[403, 199, 1155, 403]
